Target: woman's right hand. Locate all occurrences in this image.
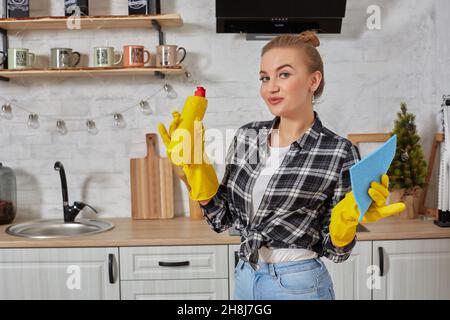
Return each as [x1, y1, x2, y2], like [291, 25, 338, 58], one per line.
[158, 111, 220, 202]
[158, 111, 182, 164]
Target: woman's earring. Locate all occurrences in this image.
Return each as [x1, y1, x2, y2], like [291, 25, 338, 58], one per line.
[312, 95, 316, 105]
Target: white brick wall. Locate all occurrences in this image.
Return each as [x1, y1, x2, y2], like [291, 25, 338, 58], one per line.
[0, 0, 448, 219]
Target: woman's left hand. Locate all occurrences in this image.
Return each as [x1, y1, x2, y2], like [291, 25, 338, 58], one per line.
[330, 174, 405, 247]
[360, 174, 406, 223]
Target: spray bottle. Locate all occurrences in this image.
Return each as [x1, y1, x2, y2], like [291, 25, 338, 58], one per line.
[168, 86, 208, 165]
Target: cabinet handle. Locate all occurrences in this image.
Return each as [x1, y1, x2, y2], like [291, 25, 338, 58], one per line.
[108, 253, 115, 284]
[378, 247, 384, 277]
[158, 261, 190, 267]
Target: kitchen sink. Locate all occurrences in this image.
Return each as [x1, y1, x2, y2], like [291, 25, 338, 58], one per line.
[5, 219, 114, 239]
[5, 161, 114, 239]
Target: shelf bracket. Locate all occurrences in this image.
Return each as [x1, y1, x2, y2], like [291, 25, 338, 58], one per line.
[151, 20, 165, 46]
[151, 20, 166, 79]
[0, 27, 9, 82]
[154, 71, 165, 79]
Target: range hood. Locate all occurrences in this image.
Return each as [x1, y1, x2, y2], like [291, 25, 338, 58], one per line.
[216, 0, 347, 39]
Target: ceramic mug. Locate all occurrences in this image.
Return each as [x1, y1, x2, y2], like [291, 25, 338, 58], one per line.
[0, 51, 6, 68]
[0, 48, 36, 69]
[123, 45, 151, 67]
[50, 48, 81, 68]
[156, 45, 186, 67]
[94, 47, 123, 67]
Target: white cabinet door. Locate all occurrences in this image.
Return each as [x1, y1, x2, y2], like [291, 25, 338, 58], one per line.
[0, 248, 120, 300]
[322, 241, 372, 300]
[373, 239, 450, 300]
[121, 279, 229, 300]
[228, 244, 240, 300]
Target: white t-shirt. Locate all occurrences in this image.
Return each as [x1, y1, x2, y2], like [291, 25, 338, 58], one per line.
[251, 143, 318, 263]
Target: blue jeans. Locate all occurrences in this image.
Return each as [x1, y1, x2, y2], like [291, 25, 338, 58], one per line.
[233, 258, 335, 300]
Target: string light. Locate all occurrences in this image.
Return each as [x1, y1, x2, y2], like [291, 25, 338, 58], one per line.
[184, 71, 200, 86]
[139, 100, 152, 115]
[86, 120, 98, 135]
[113, 113, 126, 128]
[27, 113, 40, 129]
[164, 83, 177, 99]
[0, 83, 175, 135]
[1, 104, 13, 120]
[56, 120, 68, 136]
[0, 72, 205, 135]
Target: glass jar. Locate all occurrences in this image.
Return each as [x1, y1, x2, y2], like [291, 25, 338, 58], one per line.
[0, 163, 17, 225]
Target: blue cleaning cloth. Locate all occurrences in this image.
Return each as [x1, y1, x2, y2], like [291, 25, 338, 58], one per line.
[349, 134, 397, 222]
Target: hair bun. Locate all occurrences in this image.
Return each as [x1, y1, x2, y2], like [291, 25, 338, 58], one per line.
[297, 31, 320, 48]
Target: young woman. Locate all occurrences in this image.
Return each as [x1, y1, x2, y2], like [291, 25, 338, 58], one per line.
[158, 31, 405, 300]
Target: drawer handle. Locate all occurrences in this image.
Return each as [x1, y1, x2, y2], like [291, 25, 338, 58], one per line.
[108, 254, 115, 284]
[158, 261, 190, 267]
[378, 247, 384, 277]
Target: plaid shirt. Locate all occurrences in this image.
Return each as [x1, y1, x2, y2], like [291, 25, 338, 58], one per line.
[200, 111, 361, 271]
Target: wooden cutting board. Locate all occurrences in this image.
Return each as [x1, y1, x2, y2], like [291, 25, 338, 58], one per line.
[130, 133, 174, 219]
[172, 163, 205, 220]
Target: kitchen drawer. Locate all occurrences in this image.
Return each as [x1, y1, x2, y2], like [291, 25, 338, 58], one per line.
[0, 248, 120, 300]
[119, 245, 228, 280]
[121, 279, 229, 300]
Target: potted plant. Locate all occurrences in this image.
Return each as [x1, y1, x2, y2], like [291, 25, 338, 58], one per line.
[387, 102, 427, 219]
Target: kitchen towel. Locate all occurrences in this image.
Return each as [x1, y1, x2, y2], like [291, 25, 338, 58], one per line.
[350, 134, 397, 221]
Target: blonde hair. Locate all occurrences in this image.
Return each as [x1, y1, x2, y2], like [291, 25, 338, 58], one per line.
[261, 31, 325, 99]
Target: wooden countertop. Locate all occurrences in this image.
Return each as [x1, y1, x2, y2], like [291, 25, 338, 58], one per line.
[0, 216, 449, 248]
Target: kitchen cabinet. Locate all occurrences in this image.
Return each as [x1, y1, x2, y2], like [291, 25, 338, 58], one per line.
[1, 238, 450, 300]
[373, 238, 450, 300]
[121, 279, 228, 300]
[228, 244, 240, 299]
[0, 247, 119, 300]
[119, 245, 229, 300]
[323, 241, 372, 300]
[229, 242, 372, 300]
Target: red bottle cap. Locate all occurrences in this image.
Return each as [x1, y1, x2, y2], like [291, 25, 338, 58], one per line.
[194, 86, 206, 97]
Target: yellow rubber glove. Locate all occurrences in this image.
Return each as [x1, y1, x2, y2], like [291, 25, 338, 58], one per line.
[158, 111, 219, 201]
[329, 174, 406, 247]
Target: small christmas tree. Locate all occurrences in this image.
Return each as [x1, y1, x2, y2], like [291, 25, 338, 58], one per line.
[387, 102, 427, 191]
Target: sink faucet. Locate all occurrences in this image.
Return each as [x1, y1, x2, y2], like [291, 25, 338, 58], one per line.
[54, 161, 98, 223]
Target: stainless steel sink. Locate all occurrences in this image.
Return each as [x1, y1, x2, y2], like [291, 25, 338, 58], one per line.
[5, 219, 114, 239]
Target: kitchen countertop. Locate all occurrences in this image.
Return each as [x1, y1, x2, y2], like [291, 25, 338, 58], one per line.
[0, 216, 449, 248]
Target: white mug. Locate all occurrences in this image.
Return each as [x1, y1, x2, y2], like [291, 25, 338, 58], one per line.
[94, 47, 123, 67]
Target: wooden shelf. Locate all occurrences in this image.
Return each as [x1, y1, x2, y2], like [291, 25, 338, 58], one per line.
[0, 66, 184, 79]
[0, 14, 183, 31]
